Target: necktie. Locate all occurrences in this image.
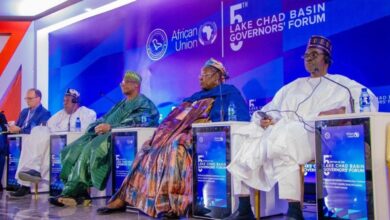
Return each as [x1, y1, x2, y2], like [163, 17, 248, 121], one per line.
[23, 110, 34, 128]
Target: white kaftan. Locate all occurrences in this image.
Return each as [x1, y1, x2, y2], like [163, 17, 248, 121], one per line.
[227, 74, 378, 200]
[15, 106, 96, 187]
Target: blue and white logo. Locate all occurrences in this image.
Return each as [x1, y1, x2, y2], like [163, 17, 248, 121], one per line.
[146, 28, 168, 61]
[198, 21, 217, 46]
[346, 131, 360, 138]
[324, 131, 331, 140]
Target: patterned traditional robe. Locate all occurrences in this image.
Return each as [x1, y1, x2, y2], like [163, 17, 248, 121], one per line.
[111, 98, 214, 217]
[60, 94, 159, 197]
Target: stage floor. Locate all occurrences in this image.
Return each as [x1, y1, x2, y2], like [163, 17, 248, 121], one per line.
[0, 191, 317, 219]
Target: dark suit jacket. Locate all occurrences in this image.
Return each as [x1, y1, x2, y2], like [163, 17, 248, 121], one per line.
[0, 112, 6, 132]
[0, 112, 7, 152]
[16, 104, 51, 134]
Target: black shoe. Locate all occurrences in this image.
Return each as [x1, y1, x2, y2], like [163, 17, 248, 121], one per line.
[286, 202, 304, 220]
[194, 205, 211, 216]
[223, 209, 255, 220]
[49, 195, 86, 207]
[49, 196, 65, 207]
[18, 169, 42, 183]
[96, 206, 127, 215]
[9, 185, 30, 197]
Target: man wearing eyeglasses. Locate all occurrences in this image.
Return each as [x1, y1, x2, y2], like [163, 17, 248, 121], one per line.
[10, 89, 96, 197]
[96, 59, 249, 218]
[225, 36, 378, 220]
[49, 71, 159, 207]
[8, 88, 51, 134]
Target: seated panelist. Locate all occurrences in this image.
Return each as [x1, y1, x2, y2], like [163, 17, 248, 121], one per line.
[49, 71, 159, 207]
[8, 88, 51, 134]
[11, 89, 96, 197]
[96, 58, 250, 218]
[225, 35, 378, 220]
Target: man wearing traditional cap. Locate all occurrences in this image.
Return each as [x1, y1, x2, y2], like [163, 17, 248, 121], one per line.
[96, 58, 249, 218]
[10, 89, 96, 197]
[225, 36, 378, 220]
[49, 71, 159, 206]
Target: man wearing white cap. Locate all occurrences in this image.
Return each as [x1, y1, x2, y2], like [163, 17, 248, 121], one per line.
[11, 89, 96, 197]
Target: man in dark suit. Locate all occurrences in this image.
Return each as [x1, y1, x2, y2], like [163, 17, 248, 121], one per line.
[7, 88, 51, 197]
[8, 88, 51, 134]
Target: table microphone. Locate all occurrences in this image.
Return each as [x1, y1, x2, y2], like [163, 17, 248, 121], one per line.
[315, 68, 355, 113]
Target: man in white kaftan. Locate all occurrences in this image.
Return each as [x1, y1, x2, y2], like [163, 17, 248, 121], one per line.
[11, 89, 96, 197]
[224, 36, 378, 220]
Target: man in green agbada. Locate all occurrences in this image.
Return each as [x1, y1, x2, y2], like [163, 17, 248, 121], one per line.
[49, 71, 159, 206]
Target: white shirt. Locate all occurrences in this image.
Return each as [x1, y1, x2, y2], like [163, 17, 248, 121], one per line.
[47, 106, 96, 132]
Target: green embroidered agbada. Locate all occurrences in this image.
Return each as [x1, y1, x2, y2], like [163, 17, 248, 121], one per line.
[60, 94, 159, 197]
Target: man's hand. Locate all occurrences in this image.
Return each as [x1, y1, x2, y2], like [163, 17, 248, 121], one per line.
[318, 106, 346, 116]
[94, 123, 111, 134]
[8, 125, 21, 134]
[260, 116, 274, 129]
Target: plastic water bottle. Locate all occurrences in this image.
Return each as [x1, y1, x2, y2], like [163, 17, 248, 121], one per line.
[359, 88, 371, 112]
[227, 102, 237, 121]
[75, 117, 81, 132]
[141, 114, 148, 127]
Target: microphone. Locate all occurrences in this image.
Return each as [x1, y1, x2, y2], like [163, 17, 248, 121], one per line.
[67, 106, 74, 132]
[218, 78, 224, 122]
[322, 74, 355, 113]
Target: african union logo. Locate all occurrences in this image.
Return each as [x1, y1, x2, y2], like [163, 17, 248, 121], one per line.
[198, 21, 217, 46]
[146, 28, 168, 61]
[324, 131, 331, 140]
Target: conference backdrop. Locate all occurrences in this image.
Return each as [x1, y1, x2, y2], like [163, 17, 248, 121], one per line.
[48, 0, 390, 119]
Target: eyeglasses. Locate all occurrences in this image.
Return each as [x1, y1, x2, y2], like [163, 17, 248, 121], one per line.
[24, 97, 37, 101]
[302, 52, 325, 60]
[121, 80, 138, 84]
[199, 71, 217, 78]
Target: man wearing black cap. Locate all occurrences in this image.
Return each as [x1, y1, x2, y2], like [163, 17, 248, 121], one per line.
[10, 89, 96, 197]
[225, 36, 378, 220]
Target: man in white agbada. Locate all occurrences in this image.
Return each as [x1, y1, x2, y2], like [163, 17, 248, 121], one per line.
[224, 36, 378, 220]
[11, 89, 96, 197]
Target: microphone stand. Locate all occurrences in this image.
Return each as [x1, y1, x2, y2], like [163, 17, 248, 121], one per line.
[67, 104, 78, 131]
[322, 75, 355, 113]
[312, 66, 355, 113]
[218, 80, 224, 122]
